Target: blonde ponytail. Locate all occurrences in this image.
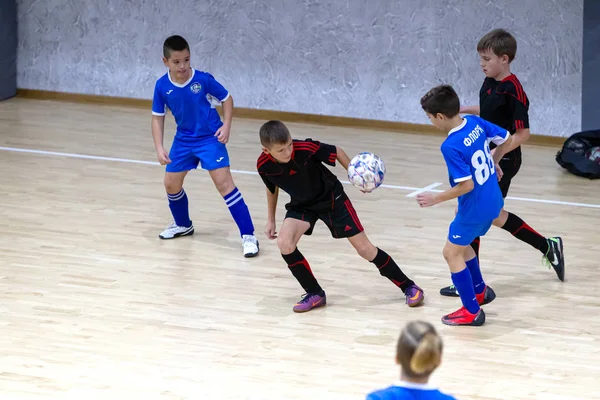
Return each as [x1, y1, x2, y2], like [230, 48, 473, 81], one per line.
[409, 332, 442, 375]
[396, 321, 443, 378]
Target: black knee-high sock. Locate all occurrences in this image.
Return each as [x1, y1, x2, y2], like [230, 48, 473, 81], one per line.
[470, 237, 481, 258]
[501, 212, 549, 254]
[282, 248, 323, 294]
[471, 236, 481, 258]
[371, 248, 415, 292]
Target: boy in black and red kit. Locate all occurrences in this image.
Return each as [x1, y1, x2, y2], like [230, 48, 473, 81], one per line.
[257, 120, 424, 313]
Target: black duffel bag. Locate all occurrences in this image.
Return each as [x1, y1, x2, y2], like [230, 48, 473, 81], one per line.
[555, 130, 600, 179]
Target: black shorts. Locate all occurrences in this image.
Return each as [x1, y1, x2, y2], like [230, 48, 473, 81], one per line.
[498, 153, 522, 198]
[285, 192, 364, 238]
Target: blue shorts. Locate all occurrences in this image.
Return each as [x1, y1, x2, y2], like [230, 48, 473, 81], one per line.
[166, 138, 230, 173]
[448, 218, 494, 246]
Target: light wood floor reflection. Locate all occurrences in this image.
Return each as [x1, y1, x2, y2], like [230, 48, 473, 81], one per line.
[1, 98, 599, 400]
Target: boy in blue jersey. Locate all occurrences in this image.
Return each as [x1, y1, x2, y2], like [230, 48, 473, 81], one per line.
[438, 29, 564, 298]
[151, 35, 259, 257]
[417, 85, 514, 326]
[366, 320, 456, 400]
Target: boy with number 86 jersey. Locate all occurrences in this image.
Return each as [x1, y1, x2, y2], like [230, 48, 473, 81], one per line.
[438, 29, 564, 298]
[417, 85, 513, 326]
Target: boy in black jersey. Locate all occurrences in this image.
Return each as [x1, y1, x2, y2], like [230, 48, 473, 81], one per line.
[439, 29, 565, 298]
[257, 120, 424, 312]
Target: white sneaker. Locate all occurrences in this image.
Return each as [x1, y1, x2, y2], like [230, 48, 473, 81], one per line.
[159, 222, 194, 239]
[242, 235, 259, 258]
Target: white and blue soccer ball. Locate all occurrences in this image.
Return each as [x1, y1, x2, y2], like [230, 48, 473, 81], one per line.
[347, 152, 386, 192]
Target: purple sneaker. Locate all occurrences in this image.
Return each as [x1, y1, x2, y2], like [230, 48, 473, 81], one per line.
[293, 291, 327, 313]
[405, 284, 424, 307]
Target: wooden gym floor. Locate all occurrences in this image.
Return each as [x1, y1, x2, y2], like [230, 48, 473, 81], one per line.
[0, 98, 599, 400]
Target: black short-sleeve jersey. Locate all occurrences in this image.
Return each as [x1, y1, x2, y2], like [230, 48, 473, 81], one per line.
[257, 139, 344, 212]
[480, 74, 530, 157]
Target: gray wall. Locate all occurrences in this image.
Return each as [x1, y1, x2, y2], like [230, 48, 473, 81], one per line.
[582, 0, 600, 131]
[17, 0, 583, 137]
[0, 0, 17, 100]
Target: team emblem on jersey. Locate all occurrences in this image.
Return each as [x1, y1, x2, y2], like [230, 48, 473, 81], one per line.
[190, 82, 202, 94]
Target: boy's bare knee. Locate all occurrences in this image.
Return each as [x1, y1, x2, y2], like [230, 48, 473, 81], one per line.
[164, 175, 184, 194]
[442, 245, 456, 262]
[493, 210, 507, 227]
[350, 234, 377, 261]
[277, 235, 296, 255]
[355, 243, 375, 260]
[215, 180, 235, 196]
[211, 169, 235, 196]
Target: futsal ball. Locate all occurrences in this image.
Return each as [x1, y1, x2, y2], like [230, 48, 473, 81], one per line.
[348, 152, 386, 192]
[585, 146, 600, 164]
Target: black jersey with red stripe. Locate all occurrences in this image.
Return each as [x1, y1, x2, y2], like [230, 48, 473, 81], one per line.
[257, 138, 343, 212]
[480, 74, 529, 156]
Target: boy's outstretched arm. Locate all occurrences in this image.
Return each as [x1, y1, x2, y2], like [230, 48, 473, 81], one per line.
[417, 179, 474, 207]
[460, 105, 480, 115]
[264, 186, 279, 239]
[492, 134, 514, 165]
[152, 115, 171, 165]
[336, 146, 351, 170]
[499, 128, 528, 154]
[221, 96, 233, 128]
[215, 96, 234, 144]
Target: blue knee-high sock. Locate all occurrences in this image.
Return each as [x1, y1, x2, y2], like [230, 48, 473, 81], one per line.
[466, 256, 485, 295]
[168, 189, 192, 227]
[224, 187, 254, 236]
[451, 267, 480, 314]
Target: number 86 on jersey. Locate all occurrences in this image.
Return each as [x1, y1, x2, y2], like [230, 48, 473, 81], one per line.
[471, 143, 497, 185]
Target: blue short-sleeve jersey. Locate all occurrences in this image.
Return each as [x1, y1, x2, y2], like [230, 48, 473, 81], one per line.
[441, 115, 510, 223]
[366, 381, 456, 400]
[152, 69, 230, 142]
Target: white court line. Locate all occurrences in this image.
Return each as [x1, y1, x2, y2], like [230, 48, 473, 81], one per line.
[0, 147, 161, 165]
[503, 195, 600, 208]
[0, 146, 422, 191]
[405, 182, 443, 197]
[2, 146, 599, 209]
